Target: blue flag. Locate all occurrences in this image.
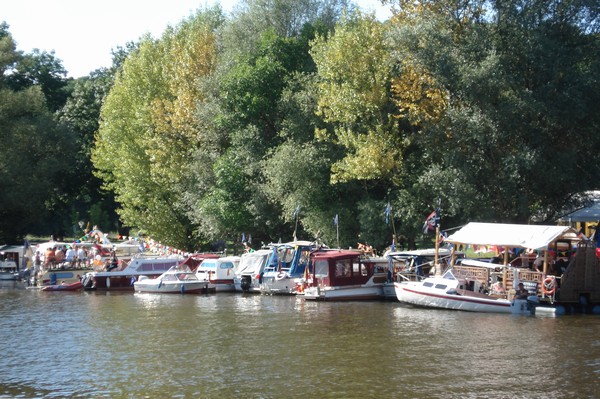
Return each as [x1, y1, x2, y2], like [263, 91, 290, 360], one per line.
[384, 203, 391, 224]
[333, 214, 338, 226]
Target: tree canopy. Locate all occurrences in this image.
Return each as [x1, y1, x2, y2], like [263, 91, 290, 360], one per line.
[2, 0, 600, 252]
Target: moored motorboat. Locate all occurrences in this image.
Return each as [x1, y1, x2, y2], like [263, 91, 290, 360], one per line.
[302, 249, 389, 301]
[41, 281, 83, 292]
[394, 222, 583, 314]
[134, 265, 212, 294]
[81, 253, 186, 291]
[260, 240, 325, 295]
[234, 249, 273, 293]
[393, 269, 530, 313]
[195, 256, 240, 292]
[382, 248, 459, 299]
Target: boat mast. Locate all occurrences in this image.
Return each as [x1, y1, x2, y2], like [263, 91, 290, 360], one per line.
[434, 199, 442, 276]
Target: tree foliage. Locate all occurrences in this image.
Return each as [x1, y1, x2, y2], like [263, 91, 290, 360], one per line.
[5, 0, 600, 253]
[0, 23, 77, 242]
[93, 9, 222, 249]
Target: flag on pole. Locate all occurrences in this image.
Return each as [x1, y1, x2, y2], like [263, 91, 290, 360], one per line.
[241, 232, 246, 243]
[293, 205, 300, 219]
[333, 214, 338, 226]
[384, 202, 391, 224]
[422, 210, 436, 234]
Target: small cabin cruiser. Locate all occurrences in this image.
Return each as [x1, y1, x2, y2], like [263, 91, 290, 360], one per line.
[134, 265, 211, 294]
[302, 250, 388, 301]
[195, 256, 240, 292]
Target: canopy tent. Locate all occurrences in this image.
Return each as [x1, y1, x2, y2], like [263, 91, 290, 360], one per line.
[558, 201, 600, 222]
[445, 222, 580, 251]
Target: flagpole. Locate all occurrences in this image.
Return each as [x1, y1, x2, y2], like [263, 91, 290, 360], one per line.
[434, 199, 442, 276]
[435, 224, 441, 276]
[336, 220, 340, 249]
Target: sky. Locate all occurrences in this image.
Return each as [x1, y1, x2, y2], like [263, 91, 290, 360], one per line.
[3, 0, 392, 78]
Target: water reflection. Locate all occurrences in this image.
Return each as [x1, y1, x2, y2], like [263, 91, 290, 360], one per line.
[0, 287, 599, 398]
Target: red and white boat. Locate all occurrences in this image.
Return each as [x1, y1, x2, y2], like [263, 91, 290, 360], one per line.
[301, 249, 389, 301]
[81, 253, 219, 291]
[41, 281, 83, 292]
[393, 269, 528, 313]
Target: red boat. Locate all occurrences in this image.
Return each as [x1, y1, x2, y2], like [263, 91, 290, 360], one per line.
[41, 281, 83, 291]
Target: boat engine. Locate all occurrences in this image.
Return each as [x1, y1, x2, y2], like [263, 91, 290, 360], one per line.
[81, 273, 95, 290]
[240, 275, 252, 291]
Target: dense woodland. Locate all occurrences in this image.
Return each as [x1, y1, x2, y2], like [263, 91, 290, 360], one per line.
[1, 0, 599, 252]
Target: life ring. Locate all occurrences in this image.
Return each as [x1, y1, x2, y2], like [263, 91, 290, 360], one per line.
[275, 272, 286, 281]
[542, 276, 556, 295]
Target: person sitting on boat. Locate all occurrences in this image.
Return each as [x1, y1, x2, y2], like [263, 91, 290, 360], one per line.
[54, 246, 65, 267]
[107, 250, 119, 271]
[44, 247, 55, 269]
[65, 246, 76, 266]
[491, 281, 505, 295]
[514, 283, 529, 299]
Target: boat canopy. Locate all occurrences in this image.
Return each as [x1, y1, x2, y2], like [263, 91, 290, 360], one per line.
[387, 248, 454, 257]
[445, 222, 580, 250]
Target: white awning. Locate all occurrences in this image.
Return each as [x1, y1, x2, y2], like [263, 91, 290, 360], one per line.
[445, 222, 580, 251]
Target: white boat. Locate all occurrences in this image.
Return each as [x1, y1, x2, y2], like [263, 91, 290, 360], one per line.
[81, 253, 186, 291]
[134, 265, 212, 294]
[302, 249, 388, 300]
[394, 268, 531, 314]
[194, 256, 240, 292]
[260, 240, 324, 295]
[382, 248, 458, 299]
[0, 259, 19, 280]
[233, 249, 272, 293]
[393, 222, 584, 314]
[0, 244, 28, 280]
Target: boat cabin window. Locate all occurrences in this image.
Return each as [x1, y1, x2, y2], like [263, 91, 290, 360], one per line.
[314, 260, 329, 277]
[219, 262, 235, 270]
[423, 282, 434, 287]
[335, 260, 352, 278]
[434, 284, 448, 290]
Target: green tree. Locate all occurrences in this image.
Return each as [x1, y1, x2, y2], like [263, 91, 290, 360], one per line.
[187, 0, 348, 245]
[386, 0, 600, 227]
[5, 48, 72, 112]
[93, 9, 222, 250]
[0, 23, 77, 242]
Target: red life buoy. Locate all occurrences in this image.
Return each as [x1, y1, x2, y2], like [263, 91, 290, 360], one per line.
[542, 276, 556, 295]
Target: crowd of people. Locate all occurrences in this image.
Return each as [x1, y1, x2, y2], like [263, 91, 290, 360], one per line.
[33, 243, 115, 274]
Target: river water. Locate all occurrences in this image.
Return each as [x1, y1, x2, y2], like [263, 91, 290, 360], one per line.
[1, 281, 599, 399]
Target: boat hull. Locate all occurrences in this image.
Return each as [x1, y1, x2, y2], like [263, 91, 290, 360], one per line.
[394, 282, 513, 313]
[303, 285, 384, 301]
[134, 281, 213, 294]
[41, 281, 83, 291]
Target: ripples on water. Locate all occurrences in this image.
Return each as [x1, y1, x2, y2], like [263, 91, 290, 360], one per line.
[1, 282, 599, 398]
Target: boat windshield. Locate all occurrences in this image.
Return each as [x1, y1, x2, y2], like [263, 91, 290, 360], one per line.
[442, 270, 456, 280]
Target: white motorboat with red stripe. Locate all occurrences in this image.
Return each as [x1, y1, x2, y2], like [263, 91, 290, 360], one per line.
[394, 269, 531, 313]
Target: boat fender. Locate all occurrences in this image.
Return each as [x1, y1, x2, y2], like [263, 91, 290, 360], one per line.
[180, 284, 185, 294]
[106, 277, 110, 289]
[542, 276, 556, 295]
